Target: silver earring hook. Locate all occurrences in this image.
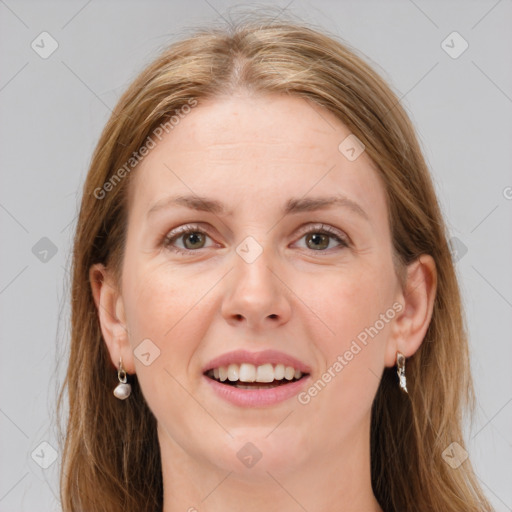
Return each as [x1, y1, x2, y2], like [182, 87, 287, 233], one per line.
[396, 351, 408, 393]
[118, 357, 127, 384]
[113, 356, 131, 400]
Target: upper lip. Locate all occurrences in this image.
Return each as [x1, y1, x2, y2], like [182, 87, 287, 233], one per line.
[202, 349, 311, 374]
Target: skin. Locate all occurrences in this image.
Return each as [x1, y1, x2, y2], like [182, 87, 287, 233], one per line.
[90, 92, 437, 512]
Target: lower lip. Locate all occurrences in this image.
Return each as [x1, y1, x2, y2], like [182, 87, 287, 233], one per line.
[203, 374, 310, 407]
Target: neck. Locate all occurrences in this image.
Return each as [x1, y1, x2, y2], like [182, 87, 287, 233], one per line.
[160, 414, 383, 512]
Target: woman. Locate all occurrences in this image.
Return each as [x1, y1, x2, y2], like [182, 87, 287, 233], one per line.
[58, 14, 494, 512]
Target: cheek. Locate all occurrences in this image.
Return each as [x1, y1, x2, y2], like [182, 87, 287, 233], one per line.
[290, 265, 394, 452]
[121, 264, 211, 417]
[123, 254, 209, 337]
[297, 261, 393, 398]
[298, 262, 391, 341]
[120, 262, 192, 370]
[123, 269, 180, 342]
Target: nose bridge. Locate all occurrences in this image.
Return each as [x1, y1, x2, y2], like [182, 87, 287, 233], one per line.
[221, 235, 291, 328]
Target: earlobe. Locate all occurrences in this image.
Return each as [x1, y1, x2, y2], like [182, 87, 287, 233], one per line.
[89, 263, 135, 374]
[385, 254, 437, 367]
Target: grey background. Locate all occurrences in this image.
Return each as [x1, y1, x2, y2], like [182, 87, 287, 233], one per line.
[0, 0, 511, 510]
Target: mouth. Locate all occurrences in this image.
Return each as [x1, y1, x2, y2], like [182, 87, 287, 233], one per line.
[204, 363, 310, 390]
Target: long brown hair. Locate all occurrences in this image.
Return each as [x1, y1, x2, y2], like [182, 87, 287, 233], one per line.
[57, 12, 494, 512]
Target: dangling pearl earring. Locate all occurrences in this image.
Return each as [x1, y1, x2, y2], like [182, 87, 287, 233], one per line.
[113, 357, 132, 400]
[396, 351, 408, 393]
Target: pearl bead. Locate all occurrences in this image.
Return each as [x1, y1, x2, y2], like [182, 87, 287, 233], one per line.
[113, 382, 132, 400]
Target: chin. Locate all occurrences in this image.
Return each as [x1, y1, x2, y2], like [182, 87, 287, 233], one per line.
[207, 429, 306, 479]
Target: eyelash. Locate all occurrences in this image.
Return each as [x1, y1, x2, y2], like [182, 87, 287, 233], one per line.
[162, 223, 349, 255]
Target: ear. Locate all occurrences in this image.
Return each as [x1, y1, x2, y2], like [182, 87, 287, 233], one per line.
[89, 263, 135, 374]
[384, 254, 437, 367]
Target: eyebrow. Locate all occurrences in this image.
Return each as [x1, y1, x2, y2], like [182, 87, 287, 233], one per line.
[146, 194, 370, 221]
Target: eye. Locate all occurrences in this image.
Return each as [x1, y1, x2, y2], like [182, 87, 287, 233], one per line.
[293, 223, 349, 252]
[163, 224, 215, 254]
[162, 223, 349, 255]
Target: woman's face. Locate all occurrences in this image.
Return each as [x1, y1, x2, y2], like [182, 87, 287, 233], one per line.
[109, 93, 405, 476]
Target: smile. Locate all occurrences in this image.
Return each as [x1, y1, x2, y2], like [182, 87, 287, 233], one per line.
[205, 363, 308, 389]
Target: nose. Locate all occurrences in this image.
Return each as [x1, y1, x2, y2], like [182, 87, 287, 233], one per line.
[221, 245, 292, 331]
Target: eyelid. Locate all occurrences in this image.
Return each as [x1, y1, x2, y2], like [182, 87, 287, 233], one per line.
[294, 222, 348, 243]
[163, 222, 349, 254]
[163, 223, 216, 250]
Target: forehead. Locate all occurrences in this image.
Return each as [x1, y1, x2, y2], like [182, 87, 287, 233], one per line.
[127, 93, 387, 226]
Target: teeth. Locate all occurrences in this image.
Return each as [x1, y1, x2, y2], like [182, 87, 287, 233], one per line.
[274, 364, 285, 380]
[284, 366, 295, 380]
[239, 363, 256, 382]
[256, 363, 274, 383]
[209, 363, 304, 383]
[219, 366, 228, 382]
[227, 364, 239, 382]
